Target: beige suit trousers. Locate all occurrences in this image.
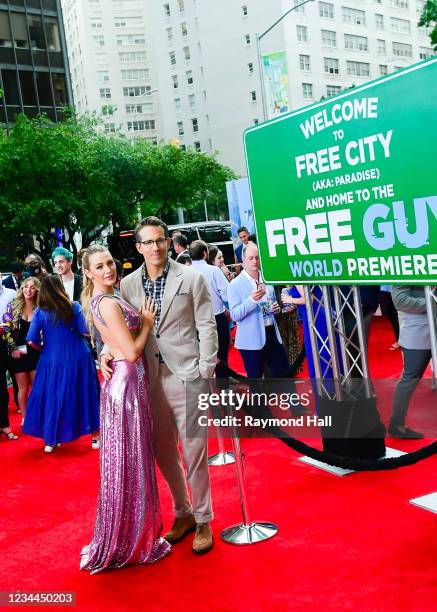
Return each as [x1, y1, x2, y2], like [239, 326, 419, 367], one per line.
[150, 363, 213, 524]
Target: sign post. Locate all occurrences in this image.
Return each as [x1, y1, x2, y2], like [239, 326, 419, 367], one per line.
[244, 59, 437, 286]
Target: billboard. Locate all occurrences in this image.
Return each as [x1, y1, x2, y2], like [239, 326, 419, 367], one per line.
[226, 177, 255, 239]
[262, 51, 289, 119]
[244, 59, 437, 284]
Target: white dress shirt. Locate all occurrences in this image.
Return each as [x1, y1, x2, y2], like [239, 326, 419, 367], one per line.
[191, 259, 228, 316]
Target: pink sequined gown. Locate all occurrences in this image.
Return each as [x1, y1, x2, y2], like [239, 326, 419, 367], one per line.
[80, 294, 171, 574]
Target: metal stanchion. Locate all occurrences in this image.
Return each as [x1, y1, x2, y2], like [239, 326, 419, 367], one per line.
[208, 424, 235, 466]
[221, 407, 278, 544]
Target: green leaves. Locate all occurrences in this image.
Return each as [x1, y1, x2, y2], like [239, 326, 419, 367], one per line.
[418, 0, 437, 49]
[0, 113, 235, 263]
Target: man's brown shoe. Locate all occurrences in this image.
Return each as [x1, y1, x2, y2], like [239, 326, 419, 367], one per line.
[164, 515, 196, 544]
[192, 523, 213, 555]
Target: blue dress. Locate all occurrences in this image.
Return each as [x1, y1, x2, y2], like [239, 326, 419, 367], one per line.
[23, 302, 100, 446]
[287, 286, 333, 380]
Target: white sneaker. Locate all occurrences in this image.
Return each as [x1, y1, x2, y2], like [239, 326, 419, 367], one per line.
[91, 439, 100, 450]
[44, 445, 55, 453]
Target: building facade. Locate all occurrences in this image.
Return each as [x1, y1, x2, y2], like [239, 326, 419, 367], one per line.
[61, 0, 434, 175]
[0, 0, 72, 127]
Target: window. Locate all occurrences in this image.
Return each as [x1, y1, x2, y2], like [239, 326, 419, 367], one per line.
[293, 0, 305, 13]
[245, 33, 251, 45]
[319, 2, 334, 19]
[344, 34, 368, 51]
[242, 5, 248, 16]
[250, 90, 257, 101]
[416, 0, 426, 14]
[163, 3, 170, 17]
[181, 22, 188, 36]
[299, 54, 311, 71]
[90, 20, 102, 29]
[174, 97, 181, 111]
[97, 70, 109, 82]
[248, 62, 254, 74]
[390, 0, 409, 8]
[104, 123, 116, 133]
[119, 51, 147, 62]
[321, 30, 336, 47]
[342, 7, 366, 26]
[121, 69, 149, 80]
[297, 25, 308, 42]
[375, 14, 384, 30]
[390, 17, 411, 34]
[169, 51, 176, 65]
[188, 93, 195, 109]
[125, 103, 153, 114]
[183, 46, 190, 60]
[392, 41, 412, 57]
[166, 27, 173, 42]
[93, 35, 105, 46]
[302, 83, 313, 98]
[172, 74, 179, 88]
[326, 85, 341, 97]
[186, 69, 193, 84]
[377, 39, 386, 54]
[178, 0, 185, 12]
[379, 64, 388, 75]
[123, 85, 150, 96]
[324, 57, 339, 75]
[99, 87, 111, 98]
[253, 118, 259, 125]
[117, 35, 145, 46]
[419, 47, 433, 60]
[347, 60, 370, 77]
[102, 104, 114, 115]
[191, 117, 198, 132]
[127, 120, 156, 131]
[194, 141, 201, 152]
[177, 121, 184, 135]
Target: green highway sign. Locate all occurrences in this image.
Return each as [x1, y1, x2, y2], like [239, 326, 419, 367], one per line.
[244, 58, 437, 285]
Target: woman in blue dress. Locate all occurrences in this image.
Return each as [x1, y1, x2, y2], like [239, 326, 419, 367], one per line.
[23, 275, 99, 453]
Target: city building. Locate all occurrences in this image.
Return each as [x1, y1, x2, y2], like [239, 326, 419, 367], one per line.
[61, 0, 434, 175]
[0, 0, 72, 128]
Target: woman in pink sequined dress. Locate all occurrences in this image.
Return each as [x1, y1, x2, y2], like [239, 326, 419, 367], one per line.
[80, 244, 171, 574]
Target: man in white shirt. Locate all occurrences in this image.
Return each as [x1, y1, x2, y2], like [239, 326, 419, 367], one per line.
[0, 276, 17, 439]
[228, 244, 290, 378]
[190, 240, 230, 378]
[52, 247, 83, 302]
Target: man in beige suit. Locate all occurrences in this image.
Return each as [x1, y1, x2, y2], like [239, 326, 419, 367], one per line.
[102, 216, 218, 554]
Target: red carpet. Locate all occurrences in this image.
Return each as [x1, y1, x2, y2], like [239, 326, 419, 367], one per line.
[2, 317, 436, 611]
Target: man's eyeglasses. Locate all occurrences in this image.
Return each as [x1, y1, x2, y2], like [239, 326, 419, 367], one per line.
[137, 238, 167, 249]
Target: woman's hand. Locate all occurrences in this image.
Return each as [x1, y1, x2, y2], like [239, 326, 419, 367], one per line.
[281, 294, 294, 305]
[11, 349, 22, 359]
[140, 297, 157, 329]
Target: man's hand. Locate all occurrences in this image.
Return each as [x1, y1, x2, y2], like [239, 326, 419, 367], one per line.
[271, 301, 281, 315]
[100, 353, 114, 381]
[251, 287, 266, 302]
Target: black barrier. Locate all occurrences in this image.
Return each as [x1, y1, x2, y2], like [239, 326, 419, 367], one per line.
[215, 365, 437, 472]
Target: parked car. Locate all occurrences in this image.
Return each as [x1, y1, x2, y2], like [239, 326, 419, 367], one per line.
[107, 220, 235, 274]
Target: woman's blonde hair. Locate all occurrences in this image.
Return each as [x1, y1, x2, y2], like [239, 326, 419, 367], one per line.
[81, 244, 113, 335]
[9, 277, 41, 330]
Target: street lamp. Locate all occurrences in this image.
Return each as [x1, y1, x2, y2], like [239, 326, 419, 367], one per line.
[256, 0, 315, 121]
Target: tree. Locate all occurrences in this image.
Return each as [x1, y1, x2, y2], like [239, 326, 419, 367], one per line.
[418, 0, 437, 49]
[0, 112, 234, 266]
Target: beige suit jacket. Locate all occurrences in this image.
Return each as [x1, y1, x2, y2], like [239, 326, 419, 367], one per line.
[120, 258, 218, 385]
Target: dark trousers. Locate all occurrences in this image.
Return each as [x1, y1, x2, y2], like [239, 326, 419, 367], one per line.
[215, 312, 230, 379]
[0, 342, 10, 429]
[240, 326, 290, 379]
[379, 291, 399, 342]
[391, 347, 431, 426]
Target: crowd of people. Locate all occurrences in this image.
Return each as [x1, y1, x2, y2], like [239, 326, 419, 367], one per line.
[0, 217, 434, 573]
